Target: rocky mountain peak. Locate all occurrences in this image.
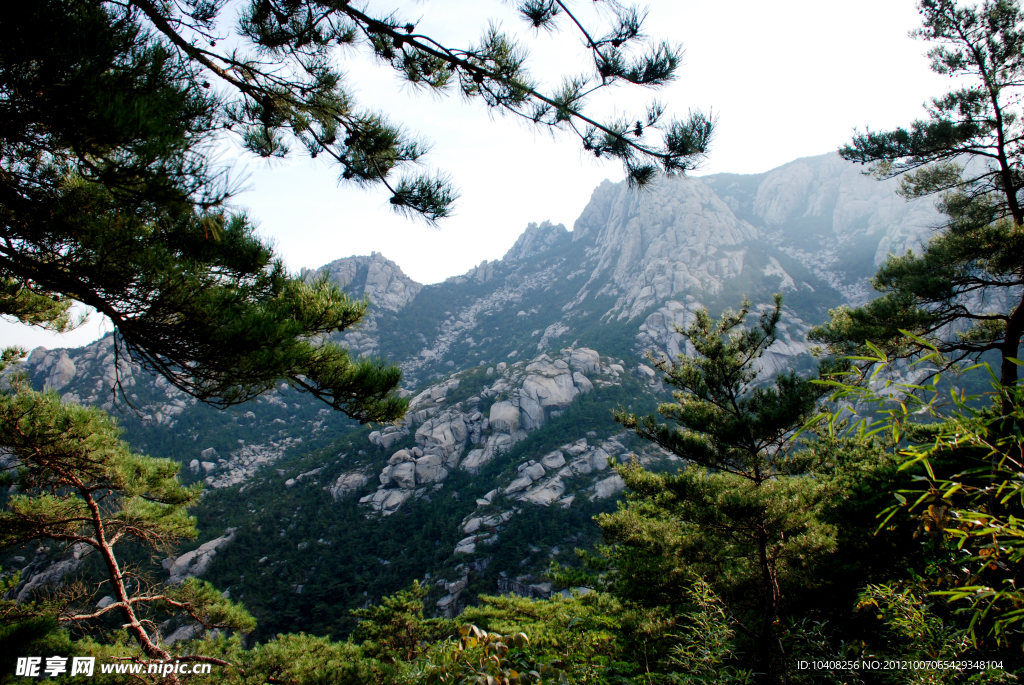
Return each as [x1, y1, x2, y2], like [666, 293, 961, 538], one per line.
[315, 252, 422, 313]
[502, 221, 570, 262]
[567, 174, 758, 320]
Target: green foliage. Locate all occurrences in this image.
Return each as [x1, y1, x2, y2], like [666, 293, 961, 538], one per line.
[607, 296, 848, 682]
[408, 624, 562, 685]
[816, 349, 1024, 652]
[0, 571, 74, 685]
[1, 0, 407, 421]
[232, 633, 379, 685]
[461, 592, 636, 683]
[666, 579, 753, 685]
[855, 583, 1014, 684]
[0, 385, 201, 551]
[351, 581, 457, 663]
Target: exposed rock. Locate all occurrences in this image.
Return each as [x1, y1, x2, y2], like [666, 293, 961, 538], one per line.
[359, 488, 413, 515]
[521, 463, 546, 481]
[167, 529, 236, 584]
[461, 449, 489, 475]
[45, 351, 76, 390]
[414, 412, 468, 466]
[504, 476, 534, 495]
[502, 221, 570, 262]
[568, 348, 600, 374]
[590, 448, 611, 471]
[592, 475, 626, 500]
[488, 402, 520, 433]
[539, 450, 566, 469]
[572, 372, 593, 394]
[317, 252, 422, 313]
[163, 622, 203, 646]
[10, 544, 92, 602]
[415, 453, 449, 484]
[521, 478, 565, 506]
[369, 426, 410, 450]
[330, 472, 369, 500]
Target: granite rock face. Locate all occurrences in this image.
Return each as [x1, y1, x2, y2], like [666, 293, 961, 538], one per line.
[316, 252, 422, 313]
[359, 347, 617, 515]
[166, 529, 237, 584]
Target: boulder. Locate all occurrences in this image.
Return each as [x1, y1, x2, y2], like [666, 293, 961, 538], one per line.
[390, 461, 417, 489]
[521, 478, 565, 506]
[461, 449, 488, 475]
[521, 373, 578, 410]
[572, 372, 594, 393]
[518, 395, 545, 430]
[330, 472, 369, 500]
[369, 427, 410, 449]
[415, 453, 448, 484]
[359, 488, 412, 515]
[521, 463, 546, 481]
[200, 447, 219, 460]
[569, 457, 593, 475]
[592, 475, 626, 500]
[415, 412, 468, 466]
[504, 476, 534, 494]
[389, 449, 415, 465]
[167, 529, 236, 584]
[569, 348, 600, 374]
[540, 450, 566, 469]
[564, 439, 588, 456]
[200, 461, 217, 474]
[188, 459, 200, 474]
[488, 402, 520, 433]
[590, 448, 611, 471]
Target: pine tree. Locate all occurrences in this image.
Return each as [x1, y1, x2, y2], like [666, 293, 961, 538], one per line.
[0, 383, 254, 672]
[810, 0, 1024, 416]
[608, 296, 836, 684]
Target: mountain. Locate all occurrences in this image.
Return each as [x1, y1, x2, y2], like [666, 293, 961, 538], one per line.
[3, 152, 943, 640]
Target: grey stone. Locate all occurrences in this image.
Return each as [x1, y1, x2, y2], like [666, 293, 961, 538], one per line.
[488, 402, 520, 433]
[540, 450, 566, 469]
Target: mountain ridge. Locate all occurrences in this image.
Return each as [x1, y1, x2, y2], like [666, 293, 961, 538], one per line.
[3, 150, 948, 638]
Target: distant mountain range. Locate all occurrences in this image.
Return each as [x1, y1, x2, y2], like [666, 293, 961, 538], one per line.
[5, 152, 944, 640]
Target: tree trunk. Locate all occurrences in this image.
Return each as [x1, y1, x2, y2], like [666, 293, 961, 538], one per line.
[757, 526, 785, 685]
[83, 490, 181, 684]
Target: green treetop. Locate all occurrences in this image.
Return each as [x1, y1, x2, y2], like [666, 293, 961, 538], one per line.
[609, 296, 837, 684]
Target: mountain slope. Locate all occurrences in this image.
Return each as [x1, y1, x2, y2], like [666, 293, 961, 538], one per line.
[3, 152, 944, 640]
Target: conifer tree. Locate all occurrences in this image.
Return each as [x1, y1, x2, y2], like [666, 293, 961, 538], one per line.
[811, 0, 1024, 416]
[609, 296, 835, 685]
[0, 383, 254, 671]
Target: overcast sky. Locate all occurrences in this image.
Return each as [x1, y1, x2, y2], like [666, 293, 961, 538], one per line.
[4, 0, 956, 351]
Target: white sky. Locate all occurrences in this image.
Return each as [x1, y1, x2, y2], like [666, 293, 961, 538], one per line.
[3, 0, 955, 351]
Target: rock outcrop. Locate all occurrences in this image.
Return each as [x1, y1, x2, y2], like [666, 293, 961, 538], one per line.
[165, 529, 237, 584]
[316, 252, 421, 313]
